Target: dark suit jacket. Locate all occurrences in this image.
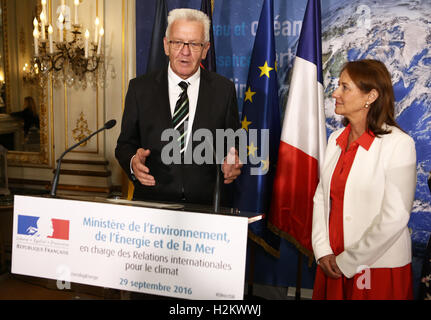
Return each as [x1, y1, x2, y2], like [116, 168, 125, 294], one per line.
[115, 67, 240, 206]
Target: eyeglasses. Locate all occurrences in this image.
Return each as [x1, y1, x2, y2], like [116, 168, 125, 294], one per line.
[168, 40, 205, 52]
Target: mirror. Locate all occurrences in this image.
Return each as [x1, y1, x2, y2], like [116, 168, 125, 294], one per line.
[0, 0, 49, 165]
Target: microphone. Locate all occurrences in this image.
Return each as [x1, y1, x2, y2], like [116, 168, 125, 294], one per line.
[50, 119, 117, 197]
[104, 119, 117, 130]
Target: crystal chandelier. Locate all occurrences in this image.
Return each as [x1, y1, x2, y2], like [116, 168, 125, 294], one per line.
[31, 0, 114, 90]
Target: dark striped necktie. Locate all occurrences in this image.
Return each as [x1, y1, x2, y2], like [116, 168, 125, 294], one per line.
[173, 81, 189, 154]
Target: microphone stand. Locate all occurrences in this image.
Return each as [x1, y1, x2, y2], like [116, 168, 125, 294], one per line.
[213, 160, 221, 214]
[210, 139, 223, 214]
[213, 146, 238, 214]
[50, 120, 116, 197]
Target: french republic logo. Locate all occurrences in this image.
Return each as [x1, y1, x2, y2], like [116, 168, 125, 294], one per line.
[18, 215, 70, 240]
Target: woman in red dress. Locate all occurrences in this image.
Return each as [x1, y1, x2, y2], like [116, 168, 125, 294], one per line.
[312, 59, 417, 300]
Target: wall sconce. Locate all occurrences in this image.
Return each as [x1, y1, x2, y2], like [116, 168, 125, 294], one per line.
[22, 63, 41, 86]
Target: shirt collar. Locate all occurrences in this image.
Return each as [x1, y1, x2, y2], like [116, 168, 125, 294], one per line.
[168, 63, 201, 88]
[336, 124, 375, 151]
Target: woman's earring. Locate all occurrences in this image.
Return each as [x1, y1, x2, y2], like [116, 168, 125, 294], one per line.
[365, 102, 370, 108]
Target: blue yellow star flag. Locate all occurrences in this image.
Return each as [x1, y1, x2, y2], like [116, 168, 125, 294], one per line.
[234, 0, 281, 257]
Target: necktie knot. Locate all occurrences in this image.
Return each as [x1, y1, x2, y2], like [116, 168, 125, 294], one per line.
[179, 81, 189, 91]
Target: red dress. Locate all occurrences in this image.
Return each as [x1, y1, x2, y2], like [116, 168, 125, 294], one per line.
[312, 125, 413, 300]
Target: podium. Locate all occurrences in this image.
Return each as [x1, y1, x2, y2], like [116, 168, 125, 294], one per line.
[11, 195, 262, 300]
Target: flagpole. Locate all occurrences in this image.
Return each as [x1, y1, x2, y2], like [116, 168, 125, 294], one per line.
[247, 240, 256, 298]
[295, 253, 303, 300]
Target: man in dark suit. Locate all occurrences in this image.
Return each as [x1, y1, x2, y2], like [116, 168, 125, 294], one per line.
[116, 8, 242, 206]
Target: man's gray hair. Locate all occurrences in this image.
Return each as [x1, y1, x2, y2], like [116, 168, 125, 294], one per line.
[165, 8, 210, 43]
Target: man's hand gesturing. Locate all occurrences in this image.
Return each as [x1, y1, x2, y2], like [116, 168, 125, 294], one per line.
[132, 148, 156, 186]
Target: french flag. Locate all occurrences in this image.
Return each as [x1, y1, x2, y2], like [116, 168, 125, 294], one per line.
[17, 215, 69, 240]
[269, 0, 326, 257]
[50, 219, 70, 241]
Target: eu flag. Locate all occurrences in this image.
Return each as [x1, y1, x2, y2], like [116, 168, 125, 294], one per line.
[234, 0, 281, 257]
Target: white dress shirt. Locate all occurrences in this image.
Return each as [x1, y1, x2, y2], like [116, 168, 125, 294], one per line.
[130, 65, 201, 174]
[167, 63, 200, 150]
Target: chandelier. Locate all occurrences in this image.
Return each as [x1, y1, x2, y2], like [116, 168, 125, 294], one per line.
[30, 0, 114, 90]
